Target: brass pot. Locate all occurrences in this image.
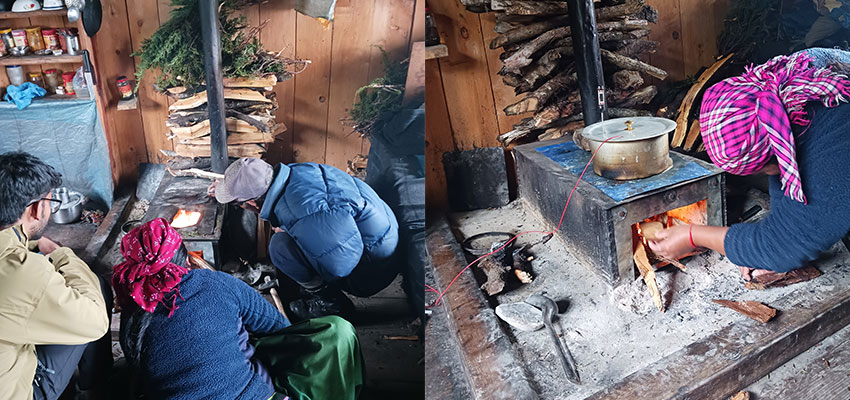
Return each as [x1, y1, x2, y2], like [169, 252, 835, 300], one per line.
[578, 117, 676, 180]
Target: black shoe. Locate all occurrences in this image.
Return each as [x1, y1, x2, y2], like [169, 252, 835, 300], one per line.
[288, 284, 355, 320]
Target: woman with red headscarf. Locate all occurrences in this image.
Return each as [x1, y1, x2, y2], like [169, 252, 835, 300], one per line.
[113, 218, 363, 400]
[649, 48, 850, 278]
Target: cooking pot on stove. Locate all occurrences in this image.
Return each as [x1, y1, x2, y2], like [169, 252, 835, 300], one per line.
[574, 116, 677, 180]
[50, 187, 85, 224]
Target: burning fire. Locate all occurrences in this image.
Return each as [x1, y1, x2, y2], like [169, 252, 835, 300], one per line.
[172, 209, 201, 228]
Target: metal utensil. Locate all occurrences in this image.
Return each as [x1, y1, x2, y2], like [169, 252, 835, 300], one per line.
[81, 50, 95, 100]
[67, 6, 80, 22]
[50, 188, 85, 224]
[526, 294, 581, 384]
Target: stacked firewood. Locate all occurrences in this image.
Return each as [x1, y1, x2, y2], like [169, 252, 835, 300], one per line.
[490, 0, 668, 145]
[165, 75, 285, 159]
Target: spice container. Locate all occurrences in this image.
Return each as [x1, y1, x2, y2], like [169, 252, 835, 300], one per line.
[6, 65, 24, 86]
[55, 85, 65, 95]
[116, 76, 134, 100]
[425, 8, 440, 46]
[41, 28, 59, 50]
[62, 71, 76, 95]
[0, 29, 14, 51]
[0, 37, 6, 57]
[11, 29, 27, 49]
[28, 72, 44, 88]
[26, 27, 44, 51]
[44, 69, 61, 94]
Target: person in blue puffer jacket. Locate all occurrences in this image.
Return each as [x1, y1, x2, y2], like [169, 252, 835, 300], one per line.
[212, 157, 400, 320]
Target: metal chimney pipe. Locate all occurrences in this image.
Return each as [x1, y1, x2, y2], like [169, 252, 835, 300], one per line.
[566, 0, 607, 125]
[200, 0, 228, 173]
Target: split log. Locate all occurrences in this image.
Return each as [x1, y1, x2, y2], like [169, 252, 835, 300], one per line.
[174, 143, 265, 158]
[169, 88, 272, 111]
[503, 1, 569, 16]
[671, 53, 735, 147]
[164, 154, 211, 171]
[226, 109, 270, 133]
[613, 85, 657, 108]
[539, 121, 583, 141]
[533, 100, 576, 129]
[502, 73, 524, 88]
[635, 4, 658, 23]
[711, 300, 776, 323]
[178, 131, 276, 146]
[638, 221, 664, 240]
[497, 118, 535, 144]
[564, 108, 651, 124]
[634, 242, 664, 312]
[744, 265, 822, 290]
[596, 18, 649, 32]
[503, 26, 571, 72]
[503, 71, 577, 115]
[169, 117, 280, 139]
[494, 20, 521, 34]
[166, 167, 224, 180]
[600, 48, 668, 80]
[612, 70, 644, 90]
[605, 39, 659, 57]
[489, 17, 569, 49]
[222, 75, 277, 88]
[595, 0, 646, 21]
[515, 47, 573, 93]
[552, 29, 649, 49]
[683, 121, 701, 152]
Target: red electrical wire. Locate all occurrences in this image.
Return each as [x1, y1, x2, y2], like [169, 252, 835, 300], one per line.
[426, 136, 622, 308]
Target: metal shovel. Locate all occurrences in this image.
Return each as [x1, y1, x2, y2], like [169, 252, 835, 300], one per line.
[526, 294, 581, 385]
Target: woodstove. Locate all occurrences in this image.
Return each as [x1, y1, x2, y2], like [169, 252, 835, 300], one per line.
[143, 174, 224, 267]
[514, 137, 726, 287]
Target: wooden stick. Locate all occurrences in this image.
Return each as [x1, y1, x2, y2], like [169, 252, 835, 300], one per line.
[166, 167, 224, 180]
[711, 300, 776, 323]
[502, 26, 571, 73]
[489, 17, 569, 49]
[671, 53, 735, 147]
[600, 49, 668, 80]
[503, 71, 577, 115]
[683, 120, 702, 151]
[634, 242, 665, 312]
[269, 288, 289, 320]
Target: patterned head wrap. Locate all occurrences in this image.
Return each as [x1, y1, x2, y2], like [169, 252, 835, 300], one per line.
[699, 51, 850, 204]
[112, 218, 188, 317]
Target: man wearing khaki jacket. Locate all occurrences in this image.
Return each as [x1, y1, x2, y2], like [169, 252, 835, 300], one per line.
[0, 152, 110, 400]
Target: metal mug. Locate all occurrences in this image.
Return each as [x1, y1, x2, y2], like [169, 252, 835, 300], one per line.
[62, 32, 79, 55]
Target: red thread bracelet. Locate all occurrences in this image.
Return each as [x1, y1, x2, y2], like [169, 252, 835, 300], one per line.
[688, 225, 696, 248]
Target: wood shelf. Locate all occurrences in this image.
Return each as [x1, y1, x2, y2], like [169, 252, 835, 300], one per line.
[0, 10, 67, 19]
[0, 54, 83, 66]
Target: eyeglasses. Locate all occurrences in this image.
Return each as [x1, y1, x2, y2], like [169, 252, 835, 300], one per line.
[28, 198, 63, 214]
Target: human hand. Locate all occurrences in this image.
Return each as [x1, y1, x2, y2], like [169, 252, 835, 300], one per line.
[739, 266, 778, 282]
[207, 181, 218, 197]
[646, 225, 693, 260]
[272, 226, 284, 233]
[37, 237, 61, 255]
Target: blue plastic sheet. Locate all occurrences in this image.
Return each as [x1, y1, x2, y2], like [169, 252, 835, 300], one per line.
[0, 98, 113, 207]
[536, 141, 711, 202]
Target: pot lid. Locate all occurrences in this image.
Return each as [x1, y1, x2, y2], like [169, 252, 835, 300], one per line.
[582, 116, 677, 143]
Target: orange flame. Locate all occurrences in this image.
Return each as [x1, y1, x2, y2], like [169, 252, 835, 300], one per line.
[172, 209, 201, 228]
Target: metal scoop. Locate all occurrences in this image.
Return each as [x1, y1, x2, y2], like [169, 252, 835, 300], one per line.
[526, 294, 581, 385]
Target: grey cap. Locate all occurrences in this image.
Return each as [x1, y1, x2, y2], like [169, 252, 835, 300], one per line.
[214, 158, 274, 204]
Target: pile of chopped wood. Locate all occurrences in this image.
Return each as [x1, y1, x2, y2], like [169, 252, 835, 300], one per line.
[489, 0, 667, 145]
[165, 75, 285, 160]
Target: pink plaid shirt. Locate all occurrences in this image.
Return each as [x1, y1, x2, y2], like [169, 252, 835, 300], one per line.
[699, 51, 850, 203]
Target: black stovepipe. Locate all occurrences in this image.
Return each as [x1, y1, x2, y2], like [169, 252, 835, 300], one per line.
[199, 0, 229, 173]
[566, 0, 607, 126]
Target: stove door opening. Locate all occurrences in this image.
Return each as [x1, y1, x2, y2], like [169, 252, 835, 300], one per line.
[172, 209, 202, 229]
[632, 199, 708, 268]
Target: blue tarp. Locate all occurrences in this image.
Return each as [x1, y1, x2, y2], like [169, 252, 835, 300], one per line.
[0, 98, 113, 207]
[536, 141, 712, 202]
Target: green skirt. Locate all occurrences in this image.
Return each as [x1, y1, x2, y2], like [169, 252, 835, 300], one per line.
[255, 316, 364, 400]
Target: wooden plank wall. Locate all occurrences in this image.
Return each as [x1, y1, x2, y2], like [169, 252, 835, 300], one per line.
[1, 0, 416, 185]
[425, 0, 730, 211]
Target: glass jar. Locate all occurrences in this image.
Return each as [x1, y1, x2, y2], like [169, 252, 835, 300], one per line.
[25, 27, 44, 51]
[0, 28, 14, 51]
[44, 69, 61, 94]
[28, 72, 44, 88]
[41, 28, 59, 50]
[11, 29, 27, 49]
[116, 75, 134, 100]
[5, 65, 24, 86]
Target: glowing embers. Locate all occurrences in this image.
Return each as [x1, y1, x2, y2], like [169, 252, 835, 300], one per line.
[171, 209, 202, 228]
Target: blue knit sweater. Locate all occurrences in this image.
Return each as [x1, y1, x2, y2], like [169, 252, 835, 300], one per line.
[725, 102, 850, 272]
[119, 269, 290, 400]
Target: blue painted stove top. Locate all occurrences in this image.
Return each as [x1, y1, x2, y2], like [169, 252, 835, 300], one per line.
[535, 141, 713, 202]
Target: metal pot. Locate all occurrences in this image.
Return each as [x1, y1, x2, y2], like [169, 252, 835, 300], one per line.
[50, 187, 85, 224]
[576, 117, 676, 180]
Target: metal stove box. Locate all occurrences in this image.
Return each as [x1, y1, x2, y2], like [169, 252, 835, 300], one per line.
[514, 138, 726, 287]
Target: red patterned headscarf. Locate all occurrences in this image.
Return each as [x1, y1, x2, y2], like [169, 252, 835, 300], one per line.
[699, 51, 850, 204]
[112, 218, 188, 317]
